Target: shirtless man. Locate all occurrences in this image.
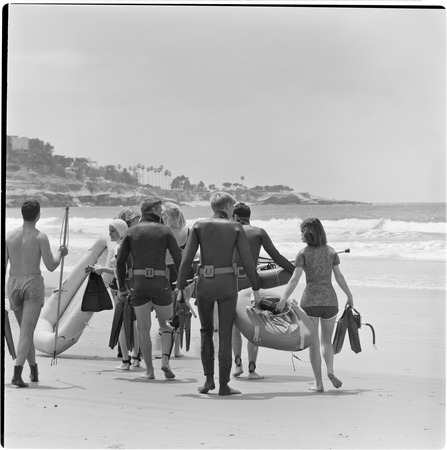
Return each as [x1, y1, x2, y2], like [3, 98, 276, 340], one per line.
[176, 192, 262, 396]
[116, 197, 182, 380]
[231, 202, 295, 379]
[5, 200, 68, 388]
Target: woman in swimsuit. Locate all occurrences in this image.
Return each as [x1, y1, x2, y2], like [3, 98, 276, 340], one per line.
[276, 218, 354, 392]
[92, 218, 141, 370]
[162, 202, 192, 357]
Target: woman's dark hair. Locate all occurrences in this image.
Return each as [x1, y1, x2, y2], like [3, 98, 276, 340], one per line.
[300, 218, 327, 247]
[21, 200, 40, 222]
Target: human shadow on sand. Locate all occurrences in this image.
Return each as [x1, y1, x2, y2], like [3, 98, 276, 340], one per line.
[117, 376, 198, 385]
[38, 354, 119, 362]
[233, 374, 314, 383]
[6, 380, 86, 390]
[177, 388, 370, 400]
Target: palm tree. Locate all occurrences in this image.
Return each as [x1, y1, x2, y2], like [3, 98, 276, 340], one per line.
[241, 175, 245, 186]
[158, 165, 164, 188]
[146, 167, 151, 185]
[140, 164, 145, 184]
[164, 169, 170, 190]
[136, 164, 141, 184]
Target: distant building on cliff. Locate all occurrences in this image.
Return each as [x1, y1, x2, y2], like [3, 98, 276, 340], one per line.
[8, 135, 30, 156]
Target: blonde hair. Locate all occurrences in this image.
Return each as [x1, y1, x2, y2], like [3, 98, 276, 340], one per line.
[210, 192, 236, 212]
[163, 202, 186, 229]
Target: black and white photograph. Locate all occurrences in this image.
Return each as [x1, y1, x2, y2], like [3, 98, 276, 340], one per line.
[2, 1, 445, 448]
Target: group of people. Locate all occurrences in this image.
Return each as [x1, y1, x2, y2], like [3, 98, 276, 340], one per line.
[5, 193, 353, 395]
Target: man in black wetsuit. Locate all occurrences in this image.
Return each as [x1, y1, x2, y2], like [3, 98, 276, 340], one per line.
[116, 197, 182, 380]
[231, 202, 295, 379]
[176, 192, 262, 395]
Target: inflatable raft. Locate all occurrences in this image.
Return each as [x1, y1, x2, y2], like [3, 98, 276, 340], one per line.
[235, 288, 316, 352]
[237, 264, 292, 291]
[34, 236, 111, 356]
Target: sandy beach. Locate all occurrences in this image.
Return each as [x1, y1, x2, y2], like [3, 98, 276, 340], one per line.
[3, 284, 445, 449]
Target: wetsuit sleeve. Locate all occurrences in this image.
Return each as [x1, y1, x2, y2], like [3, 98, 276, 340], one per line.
[236, 226, 260, 290]
[167, 232, 182, 275]
[260, 229, 295, 274]
[177, 225, 199, 290]
[116, 235, 130, 290]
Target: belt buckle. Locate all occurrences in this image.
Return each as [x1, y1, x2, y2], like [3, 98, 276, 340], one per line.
[145, 268, 154, 278]
[203, 265, 214, 278]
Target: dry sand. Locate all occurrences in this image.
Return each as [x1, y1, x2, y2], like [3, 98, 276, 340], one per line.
[3, 285, 446, 449]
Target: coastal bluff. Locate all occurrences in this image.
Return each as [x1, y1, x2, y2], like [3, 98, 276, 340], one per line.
[5, 170, 366, 207]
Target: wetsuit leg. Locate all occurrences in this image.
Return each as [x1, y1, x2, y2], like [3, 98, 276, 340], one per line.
[196, 291, 215, 377]
[216, 291, 237, 385]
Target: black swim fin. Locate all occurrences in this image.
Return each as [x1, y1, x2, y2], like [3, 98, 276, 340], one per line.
[347, 307, 362, 353]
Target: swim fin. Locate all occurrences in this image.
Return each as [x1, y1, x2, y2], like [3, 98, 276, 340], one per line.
[109, 300, 124, 349]
[332, 307, 349, 354]
[347, 307, 362, 353]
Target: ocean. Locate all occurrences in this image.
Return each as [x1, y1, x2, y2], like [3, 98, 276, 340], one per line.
[4, 202, 446, 292]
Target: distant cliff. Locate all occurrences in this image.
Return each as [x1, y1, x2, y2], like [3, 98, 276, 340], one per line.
[5, 169, 367, 207]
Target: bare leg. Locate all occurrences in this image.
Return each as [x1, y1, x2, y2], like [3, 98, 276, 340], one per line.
[130, 322, 141, 367]
[14, 302, 41, 367]
[134, 302, 155, 379]
[321, 316, 342, 388]
[232, 326, 243, 377]
[308, 317, 324, 392]
[12, 304, 41, 387]
[247, 342, 263, 379]
[174, 330, 183, 357]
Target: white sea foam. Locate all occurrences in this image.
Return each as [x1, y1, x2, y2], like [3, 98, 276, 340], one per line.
[5, 212, 446, 291]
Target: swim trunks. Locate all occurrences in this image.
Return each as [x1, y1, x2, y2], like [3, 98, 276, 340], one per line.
[7, 274, 45, 311]
[129, 278, 173, 307]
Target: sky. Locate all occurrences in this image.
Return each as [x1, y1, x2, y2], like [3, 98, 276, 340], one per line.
[4, 2, 446, 203]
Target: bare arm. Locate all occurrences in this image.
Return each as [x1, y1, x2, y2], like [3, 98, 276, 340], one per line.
[39, 233, 67, 272]
[333, 265, 354, 308]
[177, 226, 199, 291]
[260, 230, 295, 273]
[236, 227, 260, 291]
[91, 265, 115, 276]
[276, 266, 303, 312]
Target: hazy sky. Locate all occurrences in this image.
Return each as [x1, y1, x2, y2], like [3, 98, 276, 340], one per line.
[5, 3, 446, 203]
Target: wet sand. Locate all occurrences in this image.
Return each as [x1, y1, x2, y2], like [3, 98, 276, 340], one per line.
[3, 285, 445, 449]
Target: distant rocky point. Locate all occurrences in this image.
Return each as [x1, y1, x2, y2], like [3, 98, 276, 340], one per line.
[5, 170, 367, 208]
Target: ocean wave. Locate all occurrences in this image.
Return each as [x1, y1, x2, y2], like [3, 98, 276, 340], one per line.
[5, 215, 446, 262]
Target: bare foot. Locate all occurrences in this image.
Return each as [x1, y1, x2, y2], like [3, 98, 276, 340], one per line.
[233, 365, 243, 377]
[328, 373, 342, 388]
[219, 384, 241, 396]
[247, 371, 264, 380]
[309, 385, 324, 393]
[198, 380, 216, 393]
[161, 364, 175, 379]
[174, 352, 184, 358]
[233, 355, 243, 377]
[140, 371, 155, 380]
[161, 355, 175, 379]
